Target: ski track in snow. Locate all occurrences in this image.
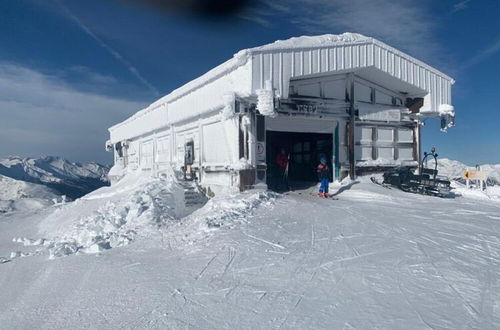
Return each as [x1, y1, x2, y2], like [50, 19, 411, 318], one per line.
[0, 178, 500, 328]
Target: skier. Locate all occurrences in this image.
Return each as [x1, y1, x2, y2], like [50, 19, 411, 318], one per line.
[275, 148, 290, 191]
[317, 155, 330, 197]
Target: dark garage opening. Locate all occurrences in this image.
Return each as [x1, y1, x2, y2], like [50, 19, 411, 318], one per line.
[266, 131, 333, 191]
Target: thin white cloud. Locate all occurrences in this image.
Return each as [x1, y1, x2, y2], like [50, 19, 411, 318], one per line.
[238, 6, 274, 27]
[452, 0, 473, 12]
[0, 63, 147, 164]
[244, 0, 443, 64]
[53, 0, 160, 97]
[67, 66, 119, 85]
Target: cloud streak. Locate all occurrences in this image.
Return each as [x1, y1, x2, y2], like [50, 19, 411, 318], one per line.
[53, 0, 160, 97]
[452, 0, 473, 12]
[462, 38, 500, 69]
[0, 63, 147, 164]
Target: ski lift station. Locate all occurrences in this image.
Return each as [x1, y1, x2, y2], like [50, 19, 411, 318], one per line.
[106, 33, 455, 195]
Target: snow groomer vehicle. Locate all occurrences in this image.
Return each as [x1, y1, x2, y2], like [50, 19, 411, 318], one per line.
[378, 147, 451, 197]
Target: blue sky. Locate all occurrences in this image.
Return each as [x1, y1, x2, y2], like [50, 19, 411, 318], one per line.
[0, 0, 499, 165]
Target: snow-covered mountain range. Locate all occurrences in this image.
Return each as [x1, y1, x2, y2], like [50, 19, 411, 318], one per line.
[0, 156, 109, 200]
[437, 158, 500, 185]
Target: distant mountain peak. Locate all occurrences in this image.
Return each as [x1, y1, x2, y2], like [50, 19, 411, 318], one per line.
[438, 158, 500, 186]
[0, 156, 110, 199]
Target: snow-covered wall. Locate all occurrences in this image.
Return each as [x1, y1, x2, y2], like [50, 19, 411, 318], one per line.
[109, 61, 252, 146]
[168, 62, 252, 124]
[109, 104, 168, 144]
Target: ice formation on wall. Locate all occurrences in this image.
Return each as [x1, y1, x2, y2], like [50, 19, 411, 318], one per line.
[221, 92, 236, 120]
[256, 80, 276, 117]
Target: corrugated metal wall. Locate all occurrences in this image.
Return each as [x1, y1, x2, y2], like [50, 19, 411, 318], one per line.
[251, 41, 452, 113]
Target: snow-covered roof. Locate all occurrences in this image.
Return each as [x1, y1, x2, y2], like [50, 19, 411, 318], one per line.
[246, 33, 371, 52]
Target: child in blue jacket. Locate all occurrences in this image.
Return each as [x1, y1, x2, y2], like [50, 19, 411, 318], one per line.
[317, 156, 330, 197]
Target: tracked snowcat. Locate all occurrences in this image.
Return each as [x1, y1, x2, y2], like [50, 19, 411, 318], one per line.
[374, 148, 452, 197]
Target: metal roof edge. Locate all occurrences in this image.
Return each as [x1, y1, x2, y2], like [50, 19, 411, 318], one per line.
[371, 39, 455, 83]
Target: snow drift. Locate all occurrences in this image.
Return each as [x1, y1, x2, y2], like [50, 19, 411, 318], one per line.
[20, 171, 184, 259]
[46, 179, 182, 259]
[6, 169, 274, 261]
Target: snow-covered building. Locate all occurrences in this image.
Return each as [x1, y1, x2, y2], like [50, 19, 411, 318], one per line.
[107, 33, 455, 195]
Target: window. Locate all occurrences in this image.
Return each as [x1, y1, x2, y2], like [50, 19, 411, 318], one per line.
[115, 142, 123, 158]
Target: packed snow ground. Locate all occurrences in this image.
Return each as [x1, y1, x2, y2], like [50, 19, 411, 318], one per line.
[1, 172, 500, 329]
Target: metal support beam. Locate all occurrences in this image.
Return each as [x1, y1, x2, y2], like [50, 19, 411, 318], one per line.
[348, 74, 356, 180]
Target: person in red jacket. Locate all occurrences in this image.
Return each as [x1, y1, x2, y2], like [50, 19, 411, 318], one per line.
[275, 148, 290, 191]
[317, 155, 330, 197]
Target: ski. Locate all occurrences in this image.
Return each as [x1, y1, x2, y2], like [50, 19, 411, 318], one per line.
[370, 177, 392, 189]
[309, 193, 339, 200]
[0, 257, 11, 264]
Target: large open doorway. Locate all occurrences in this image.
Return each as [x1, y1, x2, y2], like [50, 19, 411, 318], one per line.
[266, 131, 333, 191]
